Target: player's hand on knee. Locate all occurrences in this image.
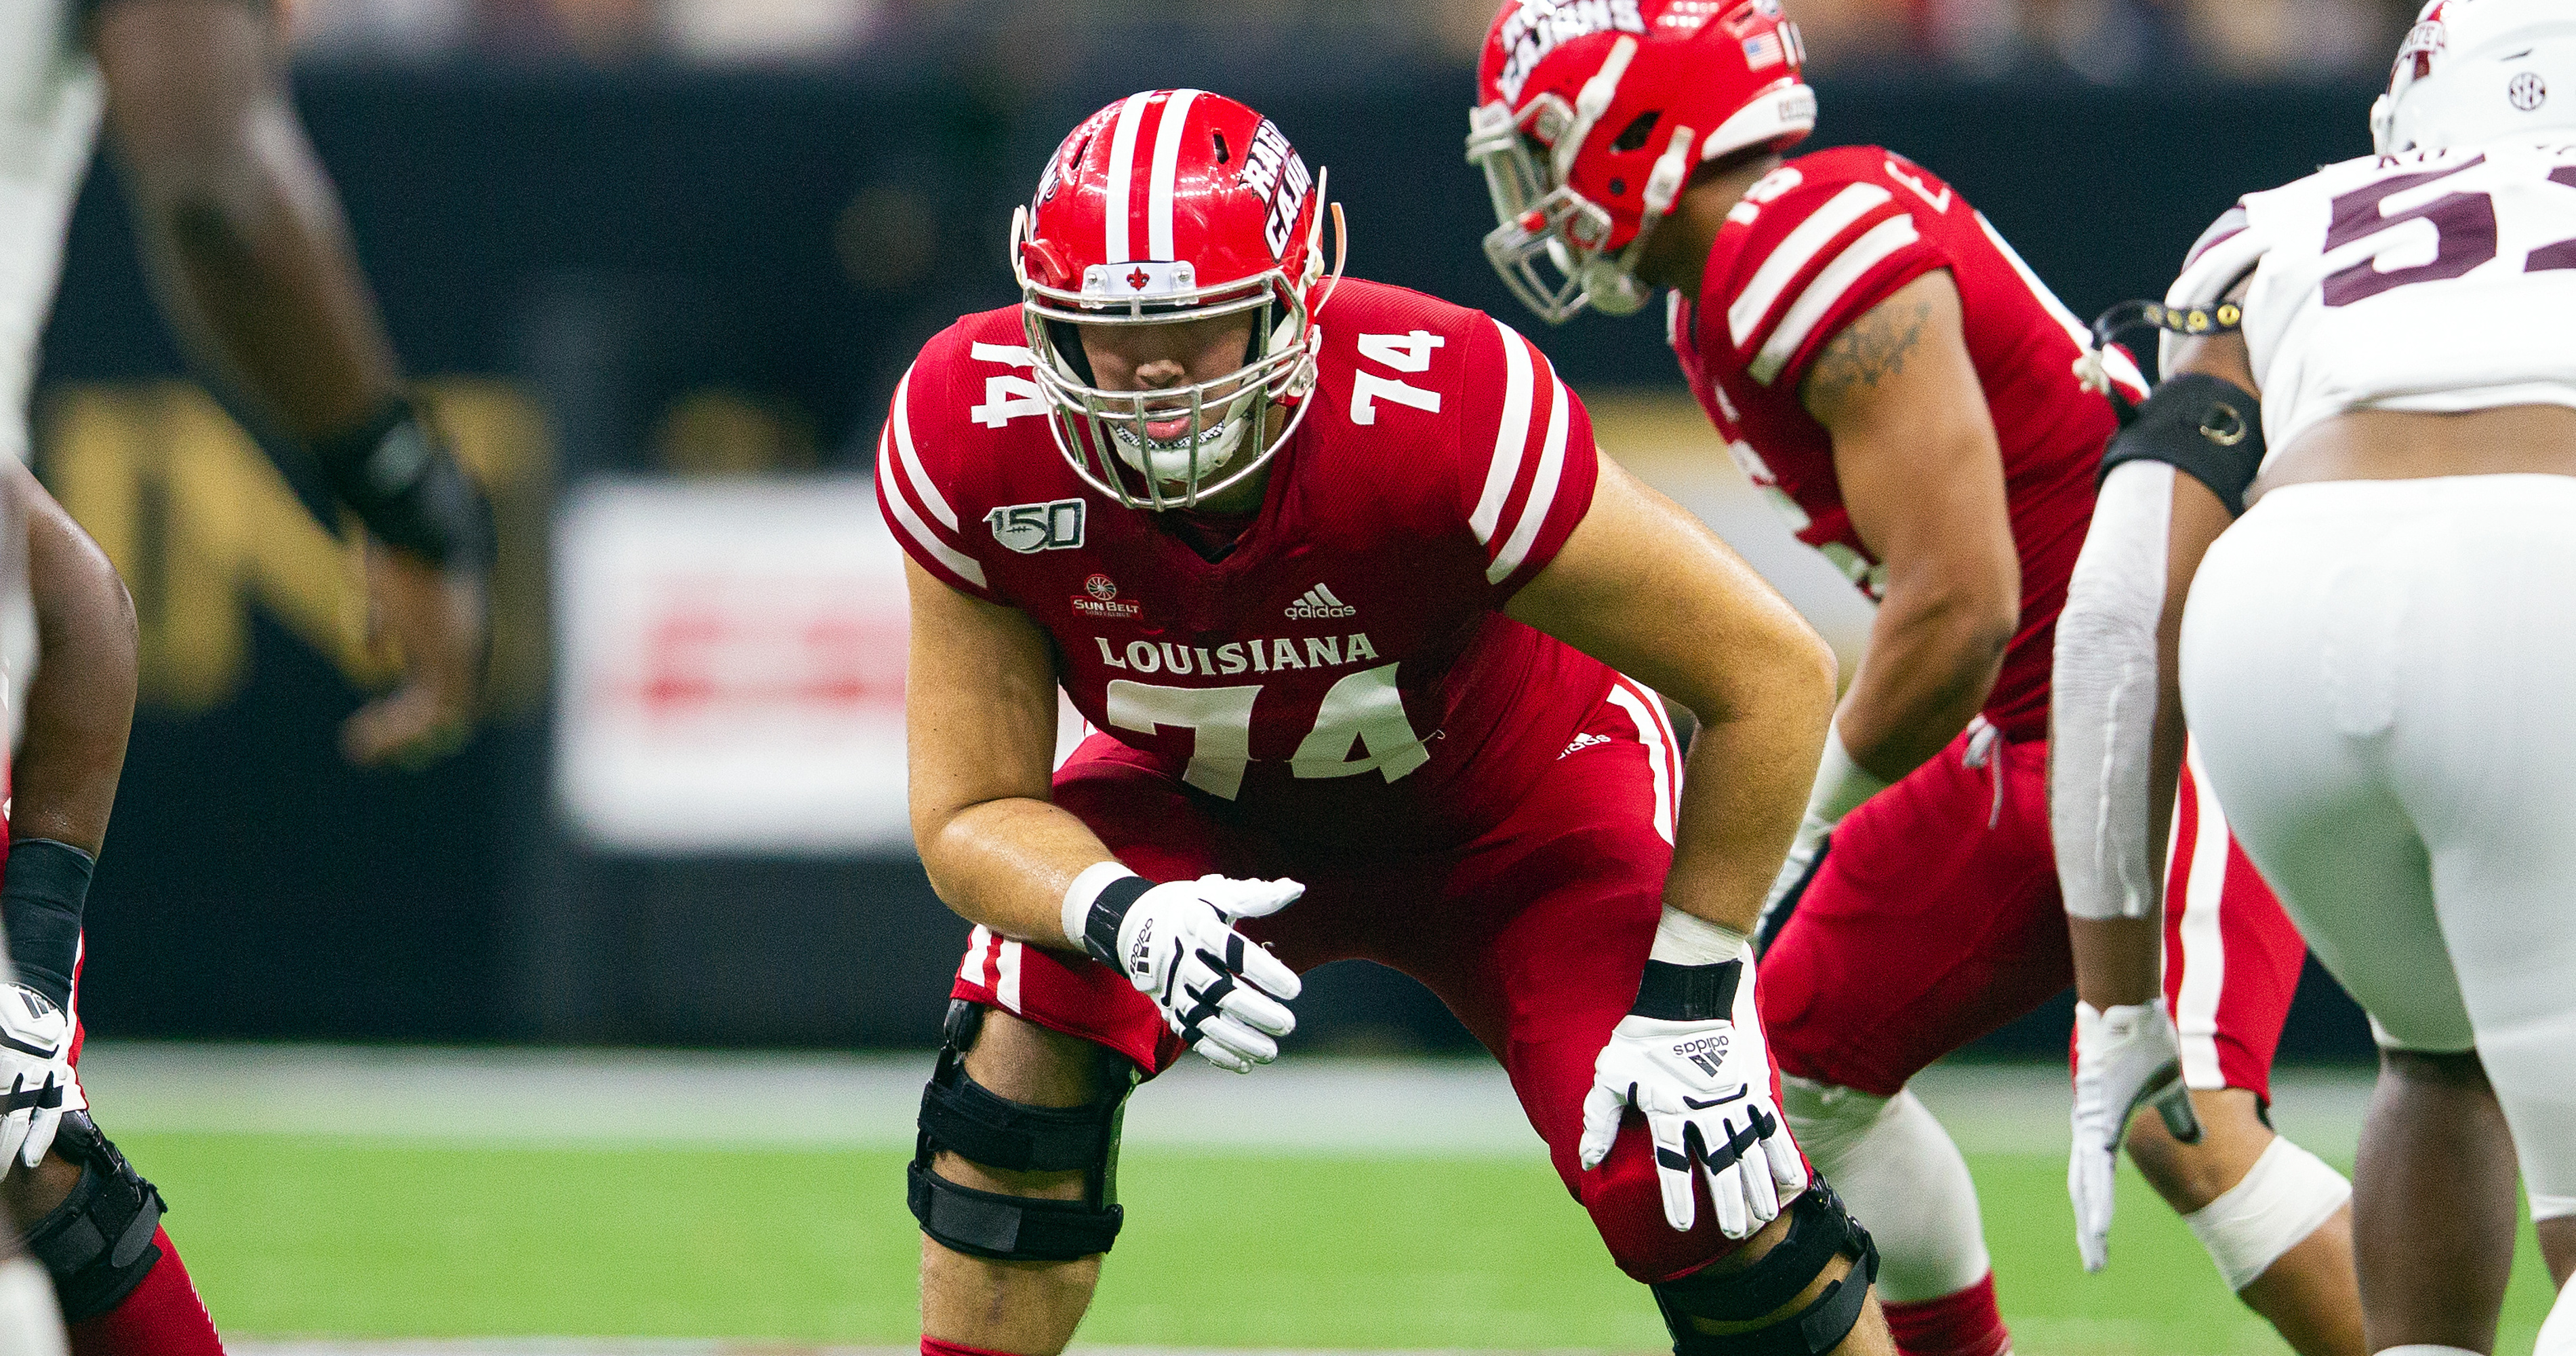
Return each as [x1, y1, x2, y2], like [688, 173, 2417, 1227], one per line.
[2068, 998, 2198, 1271]
[1063, 865, 1303, 1075]
[1581, 913, 1807, 1239]
[0, 986, 81, 1171]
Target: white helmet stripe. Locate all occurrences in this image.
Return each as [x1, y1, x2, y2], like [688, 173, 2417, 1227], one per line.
[1148, 89, 1201, 262]
[1103, 90, 1154, 264]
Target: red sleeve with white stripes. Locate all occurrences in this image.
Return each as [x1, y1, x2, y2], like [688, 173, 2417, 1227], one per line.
[1712, 172, 1950, 396]
[1454, 315, 1600, 601]
[874, 339, 1000, 603]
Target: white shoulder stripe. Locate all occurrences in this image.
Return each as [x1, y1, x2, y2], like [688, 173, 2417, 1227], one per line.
[1750, 214, 1922, 387]
[1470, 317, 1539, 546]
[1147, 89, 1199, 262]
[1102, 91, 1154, 265]
[887, 370, 959, 531]
[877, 427, 987, 589]
[1488, 367, 1571, 584]
[1727, 183, 1893, 350]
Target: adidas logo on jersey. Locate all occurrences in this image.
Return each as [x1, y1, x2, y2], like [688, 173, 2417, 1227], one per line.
[1560, 732, 1612, 759]
[1285, 584, 1356, 620]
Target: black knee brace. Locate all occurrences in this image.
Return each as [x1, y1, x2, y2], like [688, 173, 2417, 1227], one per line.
[21, 1113, 167, 1322]
[906, 1000, 1135, 1262]
[1652, 1182, 1880, 1356]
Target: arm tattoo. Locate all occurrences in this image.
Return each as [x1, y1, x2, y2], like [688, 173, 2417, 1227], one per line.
[1800, 296, 1932, 421]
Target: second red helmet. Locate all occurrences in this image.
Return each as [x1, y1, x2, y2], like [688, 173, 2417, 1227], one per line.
[1469, 0, 1817, 324]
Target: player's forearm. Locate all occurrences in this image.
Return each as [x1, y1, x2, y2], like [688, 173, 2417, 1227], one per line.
[1664, 640, 1838, 936]
[115, 104, 404, 443]
[1833, 582, 2011, 780]
[9, 475, 137, 857]
[95, 0, 404, 445]
[915, 797, 1121, 950]
[2051, 460, 2178, 1006]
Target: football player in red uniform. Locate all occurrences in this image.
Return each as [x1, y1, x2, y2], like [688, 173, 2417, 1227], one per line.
[889, 89, 1896, 1356]
[0, 456, 155, 1349]
[1468, 5, 2361, 1355]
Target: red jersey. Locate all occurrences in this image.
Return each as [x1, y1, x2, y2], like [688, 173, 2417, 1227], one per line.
[879, 278, 1615, 853]
[1669, 145, 2144, 742]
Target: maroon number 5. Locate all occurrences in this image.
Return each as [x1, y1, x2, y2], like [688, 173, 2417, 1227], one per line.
[2322, 159, 2495, 306]
[2322, 157, 2576, 304]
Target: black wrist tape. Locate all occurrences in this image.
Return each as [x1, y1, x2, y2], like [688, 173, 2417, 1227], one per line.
[1632, 959, 1742, 1022]
[1081, 876, 1156, 970]
[1, 840, 94, 1010]
[311, 398, 497, 570]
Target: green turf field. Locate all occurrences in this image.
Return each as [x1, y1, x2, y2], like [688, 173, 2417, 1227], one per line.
[136, 1132, 2559, 1353]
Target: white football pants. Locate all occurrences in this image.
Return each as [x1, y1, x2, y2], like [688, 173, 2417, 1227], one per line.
[2180, 475, 2576, 1224]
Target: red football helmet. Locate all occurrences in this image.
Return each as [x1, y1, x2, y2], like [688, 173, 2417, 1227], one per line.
[1013, 89, 1344, 510]
[1468, 0, 1815, 324]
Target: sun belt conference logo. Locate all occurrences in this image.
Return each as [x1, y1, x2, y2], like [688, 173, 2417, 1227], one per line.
[1074, 574, 1141, 620]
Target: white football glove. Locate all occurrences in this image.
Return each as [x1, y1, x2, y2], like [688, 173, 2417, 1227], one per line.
[2070, 998, 2201, 1272]
[0, 985, 80, 1171]
[1067, 869, 1303, 1075]
[1582, 921, 1807, 1239]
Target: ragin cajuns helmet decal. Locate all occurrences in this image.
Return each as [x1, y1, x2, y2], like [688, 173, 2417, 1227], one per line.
[1013, 90, 1342, 509]
[1468, 0, 1813, 324]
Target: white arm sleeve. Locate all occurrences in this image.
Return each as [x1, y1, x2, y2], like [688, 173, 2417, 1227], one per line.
[2051, 460, 2175, 922]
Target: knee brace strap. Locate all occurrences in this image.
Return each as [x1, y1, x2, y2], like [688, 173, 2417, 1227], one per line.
[20, 1114, 166, 1322]
[919, 1051, 1121, 1174]
[908, 1001, 1132, 1263]
[906, 1159, 1125, 1262]
[2183, 1136, 2350, 1291]
[1654, 1183, 1879, 1356]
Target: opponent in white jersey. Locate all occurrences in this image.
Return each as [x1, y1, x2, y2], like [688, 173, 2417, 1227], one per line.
[2053, 4, 2576, 1351]
[1, 1, 498, 1347]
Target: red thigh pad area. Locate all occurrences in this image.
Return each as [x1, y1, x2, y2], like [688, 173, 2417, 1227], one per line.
[1756, 730, 2072, 1097]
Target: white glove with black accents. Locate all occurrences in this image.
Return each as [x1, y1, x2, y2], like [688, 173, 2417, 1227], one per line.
[2070, 998, 2202, 1271]
[1063, 863, 1303, 1075]
[0, 984, 80, 1170]
[1582, 909, 1807, 1239]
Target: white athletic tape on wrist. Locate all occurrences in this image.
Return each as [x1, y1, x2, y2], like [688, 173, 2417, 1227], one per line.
[1808, 725, 1891, 826]
[2183, 1135, 2352, 1292]
[1648, 906, 1750, 966]
[0, 1256, 67, 1356]
[1061, 861, 1143, 951]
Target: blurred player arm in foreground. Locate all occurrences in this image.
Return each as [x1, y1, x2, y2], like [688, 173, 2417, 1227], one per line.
[2051, 292, 2261, 1271]
[902, 557, 1298, 1073]
[86, 0, 490, 767]
[0, 456, 134, 1170]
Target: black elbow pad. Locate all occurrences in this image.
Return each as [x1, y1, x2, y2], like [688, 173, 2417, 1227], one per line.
[2097, 373, 2266, 516]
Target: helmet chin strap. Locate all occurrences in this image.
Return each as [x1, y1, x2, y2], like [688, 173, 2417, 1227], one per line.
[1584, 122, 1699, 319]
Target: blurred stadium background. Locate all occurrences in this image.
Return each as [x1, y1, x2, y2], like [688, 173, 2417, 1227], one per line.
[32, 0, 2563, 1349]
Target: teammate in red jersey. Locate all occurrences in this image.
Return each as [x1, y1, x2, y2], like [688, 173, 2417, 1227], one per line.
[1468, 5, 2361, 1355]
[0, 455, 149, 1350]
[888, 88, 1896, 1356]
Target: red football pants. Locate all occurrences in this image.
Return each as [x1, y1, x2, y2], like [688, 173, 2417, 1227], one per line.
[950, 679, 1761, 1283]
[1760, 726, 2306, 1100]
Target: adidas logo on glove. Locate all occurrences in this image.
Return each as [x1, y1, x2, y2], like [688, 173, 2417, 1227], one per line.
[1284, 584, 1356, 620]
